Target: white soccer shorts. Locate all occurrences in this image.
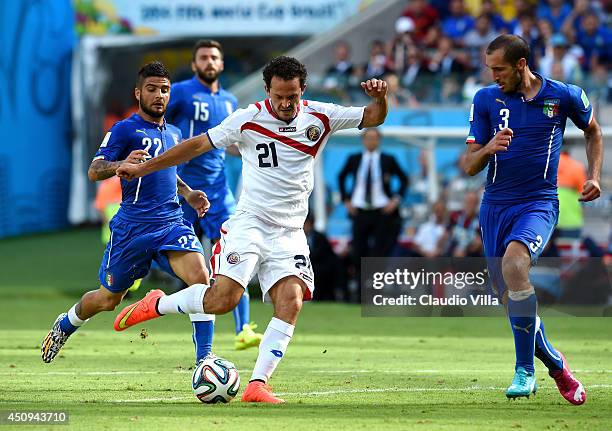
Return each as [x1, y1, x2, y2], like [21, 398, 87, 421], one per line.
[210, 211, 314, 302]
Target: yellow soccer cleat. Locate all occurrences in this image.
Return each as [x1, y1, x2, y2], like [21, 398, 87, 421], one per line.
[234, 322, 263, 350]
[127, 278, 142, 292]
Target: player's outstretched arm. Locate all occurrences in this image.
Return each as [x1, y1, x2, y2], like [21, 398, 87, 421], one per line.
[117, 134, 213, 180]
[177, 175, 210, 217]
[580, 117, 603, 202]
[360, 79, 388, 128]
[88, 150, 149, 181]
[463, 128, 513, 176]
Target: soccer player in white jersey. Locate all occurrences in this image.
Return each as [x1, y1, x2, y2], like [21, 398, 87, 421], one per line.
[114, 56, 388, 403]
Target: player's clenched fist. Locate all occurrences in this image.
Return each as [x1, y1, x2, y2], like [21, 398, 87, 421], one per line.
[579, 179, 601, 202]
[116, 163, 143, 181]
[361, 79, 388, 99]
[124, 149, 150, 164]
[486, 128, 513, 155]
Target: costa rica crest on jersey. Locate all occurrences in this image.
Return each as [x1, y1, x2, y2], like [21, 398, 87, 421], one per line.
[227, 252, 240, 264]
[305, 125, 321, 141]
[543, 99, 560, 118]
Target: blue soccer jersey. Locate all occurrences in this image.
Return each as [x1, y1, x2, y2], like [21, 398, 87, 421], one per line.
[93, 114, 183, 223]
[466, 73, 593, 205]
[166, 77, 238, 190]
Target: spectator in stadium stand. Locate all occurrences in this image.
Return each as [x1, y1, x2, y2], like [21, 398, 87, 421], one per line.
[441, 190, 483, 258]
[390, 16, 416, 76]
[480, 0, 512, 32]
[323, 40, 355, 92]
[534, 17, 555, 62]
[443, 153, 485, 212]
[576, 10, 612, 72]
[399, 0, 440, 47]
[537, 0, 572, 33]
[428, 36, 471, 102]
[303, 213, 346, 301]
[539, 34, 583, 84]
[441, 0, 475, 45]
[513, 14, 542, 69]
[555, 146, 587, 239]
[400, 45, 432, 101]
[338, 128, 408, 286]
[362, 40, 391, 80]
[561, 0, 592, 40]
[384, 72, 417, 107]
[399, 200, 448, 258]
[464, 14, 499, 67]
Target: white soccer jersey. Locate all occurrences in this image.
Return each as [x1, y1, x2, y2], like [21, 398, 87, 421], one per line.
[207, 99, 365, 228]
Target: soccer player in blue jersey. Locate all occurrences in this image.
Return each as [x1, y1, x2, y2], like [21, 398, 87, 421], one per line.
[464, 35, 602, 403]
[165, 39, 262, 351]
[42, 62, 214, 364]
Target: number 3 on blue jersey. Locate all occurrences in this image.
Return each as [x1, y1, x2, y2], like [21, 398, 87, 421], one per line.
[498, 108, 509, 130]
[529, 235, 543, 253]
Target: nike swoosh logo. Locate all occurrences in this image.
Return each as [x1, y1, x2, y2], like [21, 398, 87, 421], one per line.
[118, 304, 139, 329]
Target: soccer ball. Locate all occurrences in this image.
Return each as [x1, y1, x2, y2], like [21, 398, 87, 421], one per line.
[192, 356, 240, 404]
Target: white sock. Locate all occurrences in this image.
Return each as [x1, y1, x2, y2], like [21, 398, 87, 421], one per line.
[189, 313, 216, 322]
[157, 284, 208, 315]
[250, 317, 294, 383]
[68, 304, 87, 326]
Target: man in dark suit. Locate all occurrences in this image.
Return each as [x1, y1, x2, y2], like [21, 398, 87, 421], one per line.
[338, 128, 409, 272]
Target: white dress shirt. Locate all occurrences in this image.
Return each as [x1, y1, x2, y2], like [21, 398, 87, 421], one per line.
[351, 150, 390, 210]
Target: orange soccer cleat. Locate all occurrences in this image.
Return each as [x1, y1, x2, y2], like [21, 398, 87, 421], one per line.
[241, 381, 285, 404]
[114, 289, 165, 331]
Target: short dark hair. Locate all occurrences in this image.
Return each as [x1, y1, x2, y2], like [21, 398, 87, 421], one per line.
[362, 128, 381, 139]
[192, 39, 223, 61]
[486, 34, 530, 65]
[262, 56, 308, 89]
[137, 61, 170, 87]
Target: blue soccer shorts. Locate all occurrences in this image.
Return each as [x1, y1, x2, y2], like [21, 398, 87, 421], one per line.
[98, 217, 204, 293]
[479, 200, 559, 298]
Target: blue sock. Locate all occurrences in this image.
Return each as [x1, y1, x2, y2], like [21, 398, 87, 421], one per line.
[58, 314, 78, 336]
[192, 321, 214, 361]
[508, 291, 537, 374]
[232, 292, 250, 334]
[535, 317, 563, 371]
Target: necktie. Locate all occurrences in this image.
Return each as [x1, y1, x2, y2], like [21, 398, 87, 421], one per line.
[364, 157, 373, 207]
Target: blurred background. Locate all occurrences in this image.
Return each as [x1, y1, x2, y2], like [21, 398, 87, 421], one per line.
[0, 0, 610, 305]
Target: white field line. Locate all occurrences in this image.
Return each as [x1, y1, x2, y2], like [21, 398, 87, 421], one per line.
[0, 370, 250, 376]
[1, 369, 610, 376]
[110, 384, 612, 403]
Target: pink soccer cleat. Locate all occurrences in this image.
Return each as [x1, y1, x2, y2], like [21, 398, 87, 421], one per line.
[549, 352, 586, 405]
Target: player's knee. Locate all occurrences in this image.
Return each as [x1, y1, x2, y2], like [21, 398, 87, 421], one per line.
[501, 256, 528, 286]
[276, 294, 303, 320]
[183, 267, 210, 286]
[284, 297, 302, 318]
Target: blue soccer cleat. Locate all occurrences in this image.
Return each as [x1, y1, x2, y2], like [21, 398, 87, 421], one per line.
[506, 367, 537, 399]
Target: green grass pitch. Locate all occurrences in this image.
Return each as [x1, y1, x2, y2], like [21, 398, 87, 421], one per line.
[0, 229, 610, 430]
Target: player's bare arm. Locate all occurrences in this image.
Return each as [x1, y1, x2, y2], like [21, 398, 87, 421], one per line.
[225, 143, 240, 157]
[580, 117, 603, 202]
[88, 149, 149, 181]
[117, 134, 214, 180]
[176, 175, 210, 217]
[463, 128, 513, 176]
[360, 79, 388, 128]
